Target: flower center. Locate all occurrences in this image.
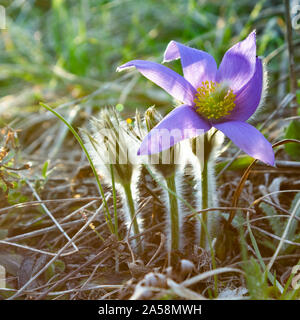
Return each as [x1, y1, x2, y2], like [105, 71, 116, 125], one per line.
[194, 81, 236, 120]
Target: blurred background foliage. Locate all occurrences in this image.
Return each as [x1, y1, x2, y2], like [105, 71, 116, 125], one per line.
[0, 0, 298, 118]
[0, 0, 299, 171]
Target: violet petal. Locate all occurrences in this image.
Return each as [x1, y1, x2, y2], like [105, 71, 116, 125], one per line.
[214, 120, 275, 166]
[117, 60, 196, 105]
[225, 57, 263, 121]
[163, 41, 217, 88]
[138, 104, 211, 155]
[216, 31, 257, 92]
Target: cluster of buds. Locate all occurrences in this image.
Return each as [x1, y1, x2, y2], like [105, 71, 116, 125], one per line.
[83, 105, 228, 258]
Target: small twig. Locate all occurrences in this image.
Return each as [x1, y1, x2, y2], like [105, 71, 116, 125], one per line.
[250, 225, 300, 247]
[25, 179, 78, 252]
[0, 197, 101, 215]
[283, 116, 300, 121]
[186, 206, 256, 220]
[167, 278, 206, 300]
[0, 164, 30, 171]
[275, 160, 300, 168]
[35, 246, 113, 300]
[246, 214, 300, 224]
[71, 255, 111, 300]
[261, 198, 300, 219]
[181, 267, 244, 288]
[46, 284, 123, 296]
[2, 219, 84, 242]
[252, 190, 300, 207]
[59, 200, 99, 222]
[99, 288, 121, 300]
[126, 221, 165, 242]
[71, 219, 109, 245]
[146, 232, 166, 267]
[0, 240, 77, 256]
[228, 159, 258, 223]
[228, 253, 300, 268]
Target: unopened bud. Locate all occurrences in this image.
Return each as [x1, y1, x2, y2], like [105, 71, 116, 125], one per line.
[82, 107, 140, 186]
[144, 106, 163, 132]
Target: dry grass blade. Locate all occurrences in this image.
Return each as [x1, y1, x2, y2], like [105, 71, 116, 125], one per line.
[45, 284, 123, 296]
[59, 200, 99, 222]
[253, 190, 300, 206]
[0, 197, 101, 215]
[3, 219, 85, 242]
[167, 278, 206, 300]
[35, 247, 113, 300]
[25, 179, 78, 252]
[181, 268, 244, 288]
[0, 240, 77, 257]
[7, 195, 110, 300]
[267, 197, 300, 271]
[186, 206, 255, 221]
[229, 139, 300, 224]
[250, 225, 300, 247]
[229, 159, 258, 224]
[146, 233, 166, 267]
[246, 214, 300, 225]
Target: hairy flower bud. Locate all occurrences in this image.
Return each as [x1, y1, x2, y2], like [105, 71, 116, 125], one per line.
[144, 105, 163, 132]
[143, 106, 182, 179]
[82, 108, 139, 185]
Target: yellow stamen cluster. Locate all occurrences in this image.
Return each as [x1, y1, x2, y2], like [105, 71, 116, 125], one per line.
[194, 81, 236, 120]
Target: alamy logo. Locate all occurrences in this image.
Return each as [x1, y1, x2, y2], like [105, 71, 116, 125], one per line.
[90, 128, 205, 165]
[0, 5, 5, 29]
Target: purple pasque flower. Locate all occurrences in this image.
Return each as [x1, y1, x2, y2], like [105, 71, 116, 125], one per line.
[117, 31, 275, 166]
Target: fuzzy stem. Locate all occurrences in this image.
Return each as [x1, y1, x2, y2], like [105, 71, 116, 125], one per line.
[110, 164, 119, 240]
[123, 183, 140, 245]
[165, 174, 179, 251]
[200, 160, 208, 248]
[200, 134, 209, 248]
[198, 132, 219, 296]
[145, 164, 218, 295]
